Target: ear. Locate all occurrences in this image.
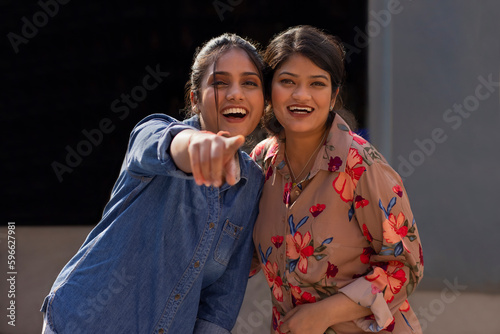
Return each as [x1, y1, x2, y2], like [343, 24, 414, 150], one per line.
[190, 91, 196, 105]
[190, 91, 199, 113]
[330, 87, 340, 110]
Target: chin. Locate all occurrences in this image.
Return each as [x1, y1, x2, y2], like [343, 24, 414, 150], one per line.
[222, 123, 255, 137]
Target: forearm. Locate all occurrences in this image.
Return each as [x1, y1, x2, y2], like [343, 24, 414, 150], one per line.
[319, 292, 373, 326]
[281, 292, 373, 334]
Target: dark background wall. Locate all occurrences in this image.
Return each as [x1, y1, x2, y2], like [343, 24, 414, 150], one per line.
[2, 0, 367, 226]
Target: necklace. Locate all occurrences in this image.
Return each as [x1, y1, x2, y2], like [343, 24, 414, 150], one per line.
[284, 129, 327, 185]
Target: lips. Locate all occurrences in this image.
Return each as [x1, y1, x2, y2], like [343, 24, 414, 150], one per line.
[288, 105, 314, 114]
[222, 107, 248, 119]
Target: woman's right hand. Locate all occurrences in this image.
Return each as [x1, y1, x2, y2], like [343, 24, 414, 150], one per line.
[171, 129, 245, 187]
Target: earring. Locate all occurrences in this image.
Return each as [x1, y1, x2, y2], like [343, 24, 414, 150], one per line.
[329, 106, 333, 111]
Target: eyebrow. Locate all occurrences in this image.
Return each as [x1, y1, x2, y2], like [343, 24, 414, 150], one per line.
[277, 71, 329, 80]
[213, 71, 260, 78]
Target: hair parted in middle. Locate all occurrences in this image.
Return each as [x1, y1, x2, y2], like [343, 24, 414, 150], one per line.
[184, 33, 267, 117]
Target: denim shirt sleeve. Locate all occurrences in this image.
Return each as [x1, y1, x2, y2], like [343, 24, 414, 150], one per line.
[125, 114, 196, 178]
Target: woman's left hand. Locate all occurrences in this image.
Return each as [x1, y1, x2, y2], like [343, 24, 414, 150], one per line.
[279, 302, 329, 334]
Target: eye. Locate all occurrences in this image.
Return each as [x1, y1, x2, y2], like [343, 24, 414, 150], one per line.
[212, 80, 228, 87]
[243, 80, 259, 87]
[280, 79, 294, 85]
[311, 81, 327, 87]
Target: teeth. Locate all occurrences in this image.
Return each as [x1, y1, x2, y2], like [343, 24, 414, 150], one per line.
[289, 106, 313, 112]
[222, 108, 247, 115]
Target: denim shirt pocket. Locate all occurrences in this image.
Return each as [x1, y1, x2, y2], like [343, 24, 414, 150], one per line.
[214, 219, 243, 266]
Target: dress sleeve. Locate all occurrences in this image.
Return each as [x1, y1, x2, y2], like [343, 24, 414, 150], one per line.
[339, 160, 424, 331]
[125, 115, 196, 178]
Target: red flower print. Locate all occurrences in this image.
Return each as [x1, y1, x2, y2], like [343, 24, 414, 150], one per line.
[328, 156, 342, 172]
[349, 130, 368, 145]
[362, 224, 373, 242]
[266, 143, 279, 160]
[250, 143, 263, 160]
[385, 319, 396, 332]
[355, 195, 369, 209]
[399, 299, 410, 312]
[309, 204, 326, 218]
[365, 261, 407, 303]
[326, 261, 339, 278]
[289, 283, 317, 307]
[360, 247, 375, 264]
[383, 212, 410, 252]
[271, 235, 284, 249]
[419, 244, 424, 266]
[333, 148, 366, 202]
[265, 165, 273, 181]
[392, 185, 403, 197]
[272, 307, 284, 333]
[283, 182, 292, 205]
[286, 231, 314, 274]
[263, 261, 283, 302]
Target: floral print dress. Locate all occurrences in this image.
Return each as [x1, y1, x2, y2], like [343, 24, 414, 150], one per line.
[250, 115, 424, 333]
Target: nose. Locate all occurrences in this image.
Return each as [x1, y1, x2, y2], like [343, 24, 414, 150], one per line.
[291, 83, 311, 101]
[226, 83, 244, 101]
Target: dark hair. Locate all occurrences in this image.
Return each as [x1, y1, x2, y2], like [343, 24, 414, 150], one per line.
[184, 33, 266, 116]
[263, 25, 356, 135]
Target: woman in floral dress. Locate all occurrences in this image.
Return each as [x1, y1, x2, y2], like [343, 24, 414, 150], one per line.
[250, 25, 424, 334]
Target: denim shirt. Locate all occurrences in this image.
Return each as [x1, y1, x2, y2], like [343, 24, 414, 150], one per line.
[41, 114, 264, 334]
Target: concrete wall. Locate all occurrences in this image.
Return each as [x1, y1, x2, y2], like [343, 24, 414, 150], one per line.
[369, 0, 500, 293]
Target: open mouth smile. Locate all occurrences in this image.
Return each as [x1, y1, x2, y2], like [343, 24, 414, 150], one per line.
[288, 105, 314, 114]
[222, 107, 248, 119]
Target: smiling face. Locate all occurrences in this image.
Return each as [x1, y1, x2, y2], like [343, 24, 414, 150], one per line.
[271, 53, 338, 137]
[194, 48, 265, 137]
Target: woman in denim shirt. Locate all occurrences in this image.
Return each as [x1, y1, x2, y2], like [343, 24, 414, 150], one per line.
[41, 33, 265, 334]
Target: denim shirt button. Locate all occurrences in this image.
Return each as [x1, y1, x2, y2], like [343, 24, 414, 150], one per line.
[209, 222, 215, 229]
[194, 261, 200, 268]
[174, 294, 180, 300]
[159, 329, 164, 334]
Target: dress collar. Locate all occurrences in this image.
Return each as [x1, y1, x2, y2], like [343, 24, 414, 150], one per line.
[264, 114, 360, 179]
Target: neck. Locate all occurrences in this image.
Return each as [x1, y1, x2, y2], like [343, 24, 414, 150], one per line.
[285, 127, 326, 160]
[284, 126, 328, 180]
